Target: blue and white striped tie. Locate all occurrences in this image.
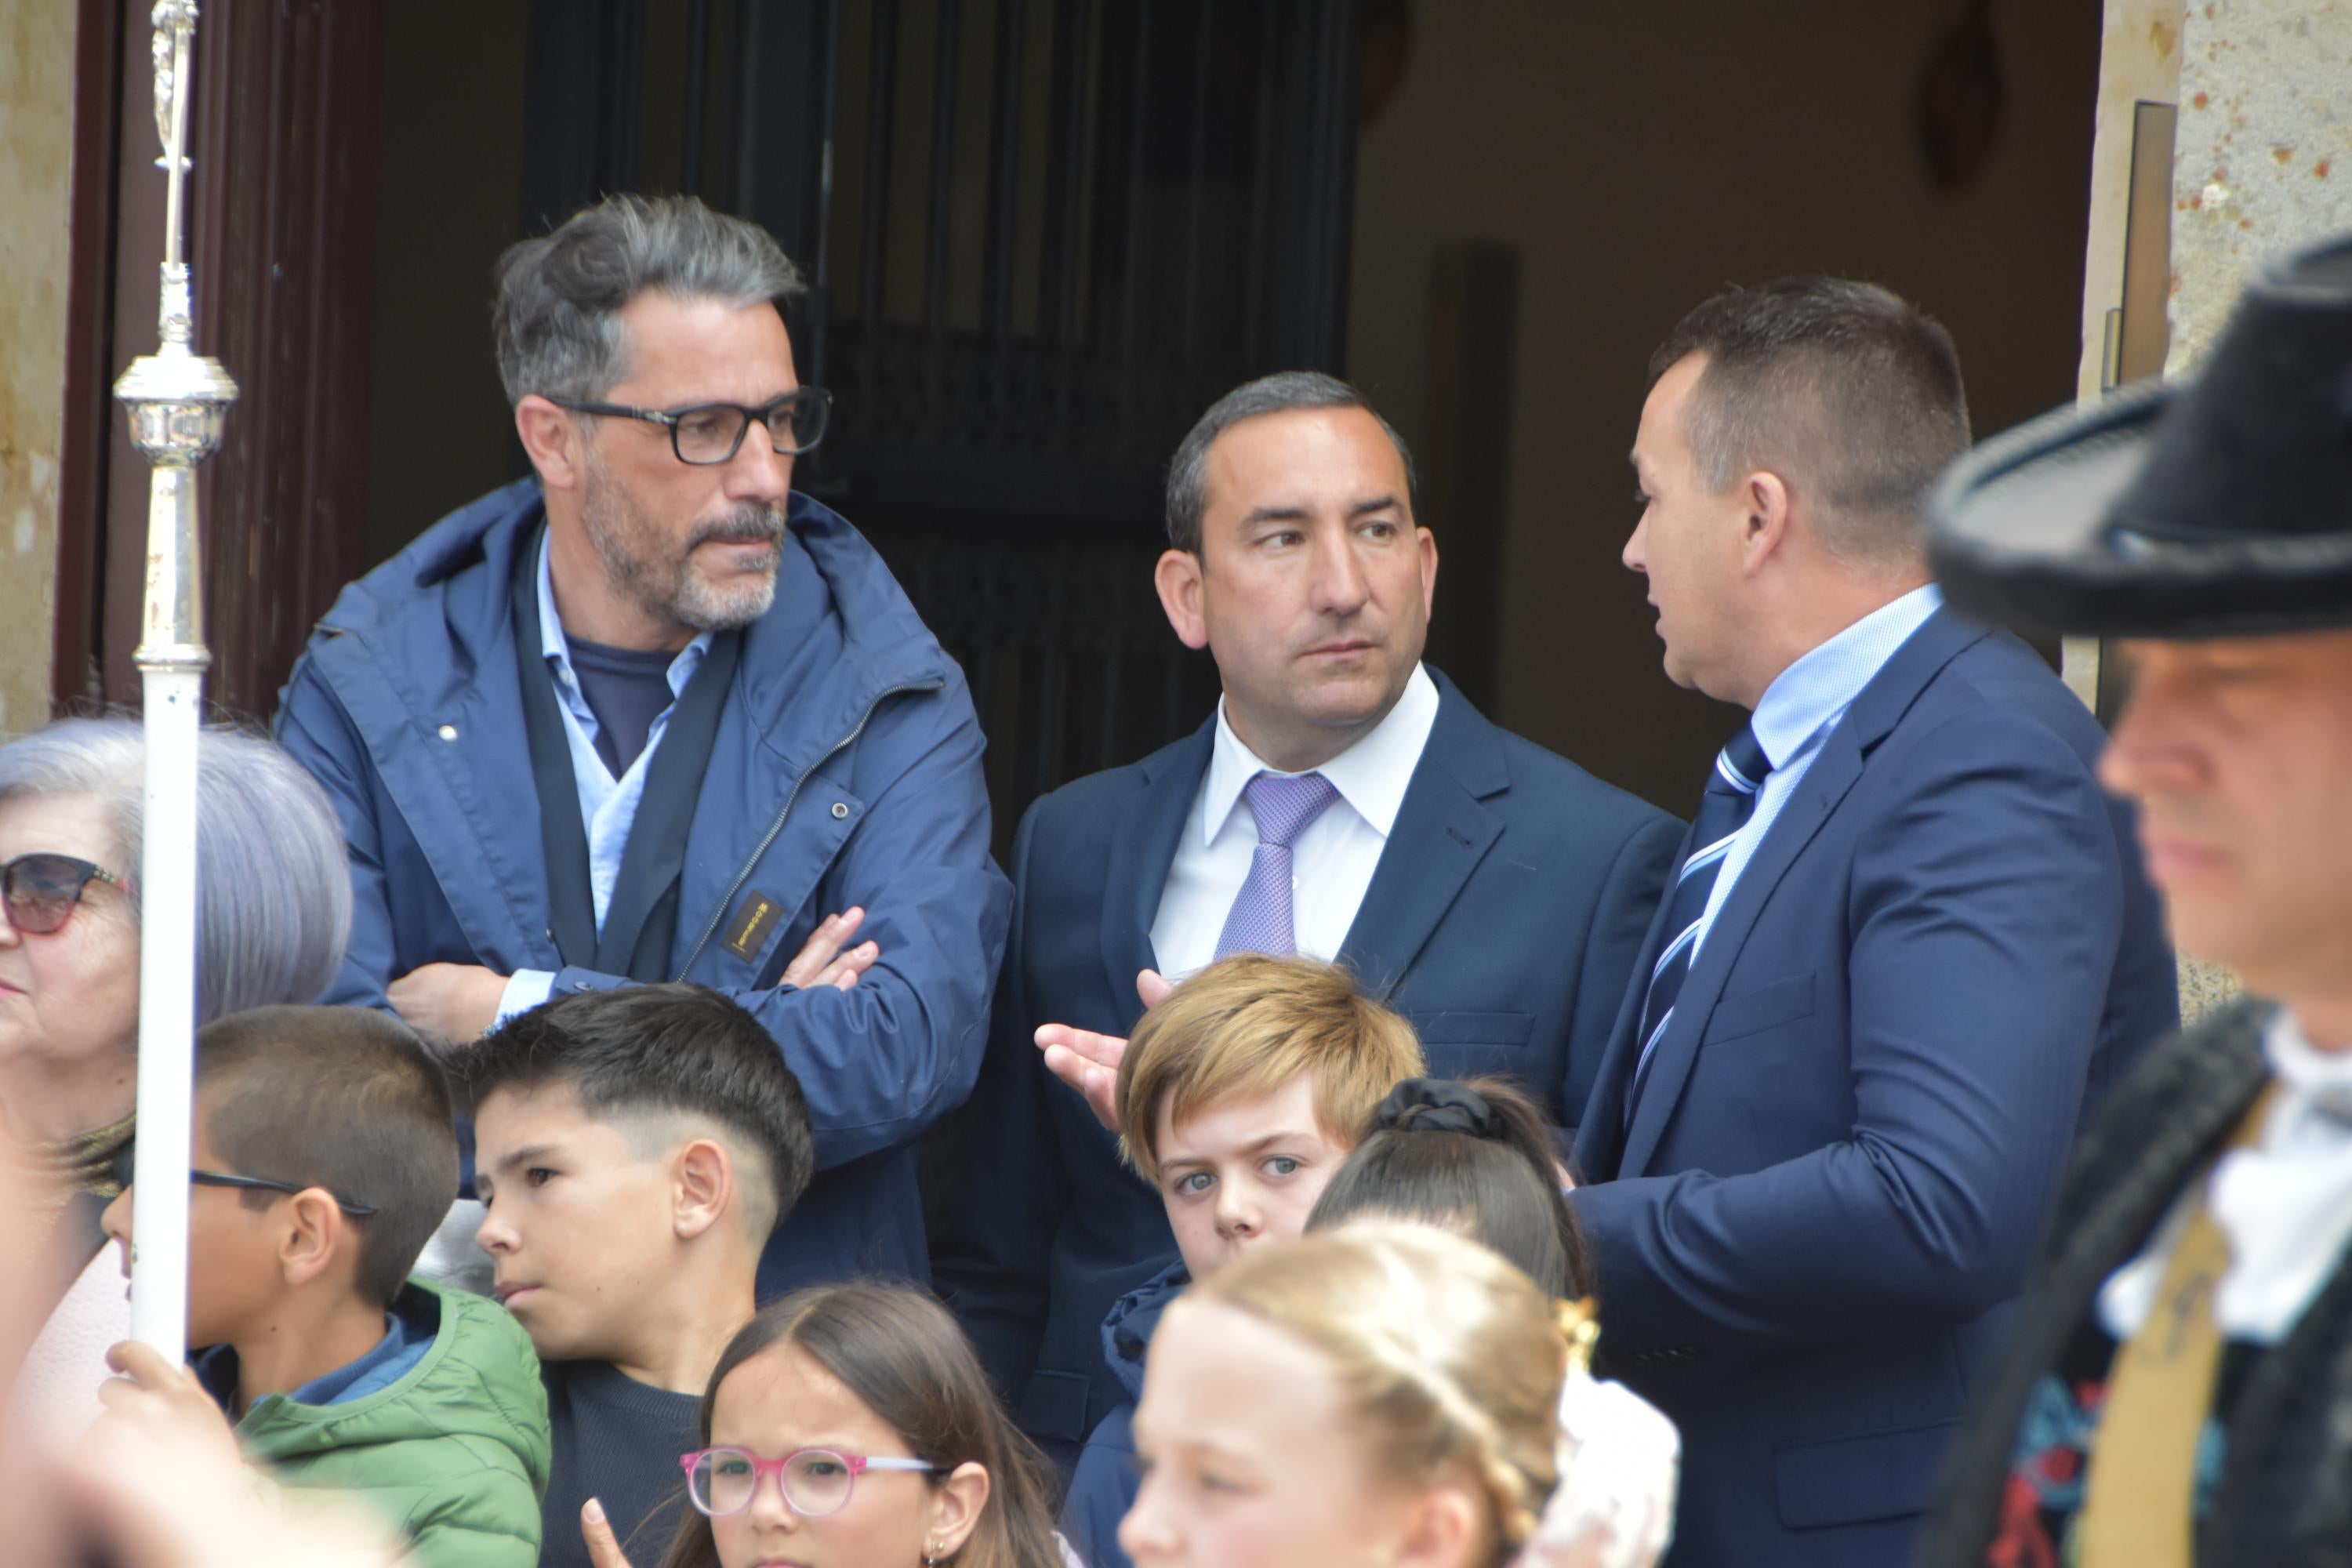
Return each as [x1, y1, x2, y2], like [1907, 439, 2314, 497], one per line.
[1624, 724, 1773, 1124]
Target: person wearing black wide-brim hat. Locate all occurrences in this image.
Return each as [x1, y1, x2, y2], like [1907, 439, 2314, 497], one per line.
[1918, 234, 2352, 1568]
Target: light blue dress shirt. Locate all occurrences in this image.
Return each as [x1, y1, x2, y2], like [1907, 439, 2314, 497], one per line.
[1688, 584, 1944, 964]
[495, 535, 714, 1019]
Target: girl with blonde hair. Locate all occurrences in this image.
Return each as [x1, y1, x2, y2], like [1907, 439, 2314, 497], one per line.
[1119, 1221, 1675, 1568]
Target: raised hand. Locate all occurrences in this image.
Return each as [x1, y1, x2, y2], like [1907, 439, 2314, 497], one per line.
[1035, 968, 1173, 1131]
[580, 1497, 638, 1568]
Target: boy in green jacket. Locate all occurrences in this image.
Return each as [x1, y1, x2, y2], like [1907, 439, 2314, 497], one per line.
[100, 1005, 550, 1566]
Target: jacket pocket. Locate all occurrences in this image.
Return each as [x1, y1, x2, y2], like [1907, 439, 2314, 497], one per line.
[1773, 1418, 1961, 1530]
[1699, 970, 1817, 1048]
[1018, 1369, 1094, 1446]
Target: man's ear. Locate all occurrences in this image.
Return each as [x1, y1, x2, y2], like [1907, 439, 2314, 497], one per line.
[925, 1460, 991, 1560]
[1415, 524, 1439, 620]
[1392, 1480, 1483, 1568]
[1737, 469, 1794, 577]
[516, 395, 586, 492]
[280, 1191, 350, 1290]
[673, 1137, 734, 1243]
[1155, 548, 1210, 651]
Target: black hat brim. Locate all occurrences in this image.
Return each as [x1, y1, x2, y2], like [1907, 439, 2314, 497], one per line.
[1929, 380, 2352, 640]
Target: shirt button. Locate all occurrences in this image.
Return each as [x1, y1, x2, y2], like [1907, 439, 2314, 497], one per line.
[831, 802, 849, 819]
[437, 724, 458, 742]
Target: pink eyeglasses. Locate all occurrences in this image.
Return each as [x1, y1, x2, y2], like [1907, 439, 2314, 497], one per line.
[680, 1446, 936, 1519]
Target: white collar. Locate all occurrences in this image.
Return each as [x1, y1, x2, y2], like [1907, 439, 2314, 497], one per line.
[1200, 663, 1442, 846]
[2263, 1008, 2352, 1141]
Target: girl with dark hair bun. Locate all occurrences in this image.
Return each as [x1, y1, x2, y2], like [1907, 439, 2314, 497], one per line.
[1307, 1075, 1595, 1298]
[581, 1283, 1074, 1568]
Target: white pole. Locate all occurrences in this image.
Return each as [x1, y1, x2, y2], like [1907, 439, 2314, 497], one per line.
[115, 1, 236, 1360]
[128, 665, 204, 1352]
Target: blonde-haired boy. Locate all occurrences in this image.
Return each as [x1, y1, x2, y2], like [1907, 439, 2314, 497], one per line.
[1065, 953, 1424, 1566]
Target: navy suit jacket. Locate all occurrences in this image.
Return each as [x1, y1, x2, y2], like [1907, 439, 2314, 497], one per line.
[931, 669, 1681, 1466]
[1569, 611, 2177, 1568]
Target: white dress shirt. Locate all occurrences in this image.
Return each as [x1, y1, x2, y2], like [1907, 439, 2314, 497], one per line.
[2098, 1008, 2352, 1346]
[1692, 584, 1943, 961]
[1148, 663, 1441, 981]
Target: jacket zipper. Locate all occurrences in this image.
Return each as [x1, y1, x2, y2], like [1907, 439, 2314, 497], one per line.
[673, 677, 945, 981]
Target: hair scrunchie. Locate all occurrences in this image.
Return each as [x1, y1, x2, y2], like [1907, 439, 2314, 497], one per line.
[1374, 1076, 1496, 1138]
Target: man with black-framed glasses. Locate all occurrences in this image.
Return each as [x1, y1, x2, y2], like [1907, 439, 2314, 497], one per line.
[274, 192, 1010, 1297]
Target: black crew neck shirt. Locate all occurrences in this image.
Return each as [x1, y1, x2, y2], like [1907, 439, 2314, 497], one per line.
[562, 635, 679, 777]
[539, 1359, 702, 1568]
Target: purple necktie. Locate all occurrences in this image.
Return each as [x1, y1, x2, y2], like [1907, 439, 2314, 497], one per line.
[1213, 770, 1342, 961]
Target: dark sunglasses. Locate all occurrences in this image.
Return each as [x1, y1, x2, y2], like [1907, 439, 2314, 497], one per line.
[109, 1145, 377, 1217]
[2, 851, 131, 935]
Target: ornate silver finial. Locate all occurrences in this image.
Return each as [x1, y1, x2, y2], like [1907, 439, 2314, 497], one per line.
[116, 0, 233, 671]
[151, 3, 198, 153]
[150, 2, 198, 260]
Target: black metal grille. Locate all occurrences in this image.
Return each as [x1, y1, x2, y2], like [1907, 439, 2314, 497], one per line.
[521, 0, 1361, 852]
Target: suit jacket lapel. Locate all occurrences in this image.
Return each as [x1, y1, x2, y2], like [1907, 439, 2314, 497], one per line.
[1617, 606, 1991, 1178]
[1573, 818, 1697, 1180]
[1098, 722, 1213, 1011]
[1339, 675, 1506, 1001]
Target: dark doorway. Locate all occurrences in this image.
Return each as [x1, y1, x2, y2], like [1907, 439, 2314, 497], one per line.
[512, 0, 1367, 853]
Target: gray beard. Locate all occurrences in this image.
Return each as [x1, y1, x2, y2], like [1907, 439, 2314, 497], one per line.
[581, 466, 785, 633]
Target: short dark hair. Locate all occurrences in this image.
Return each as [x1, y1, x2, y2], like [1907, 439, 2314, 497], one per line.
[1647, 277, 1970, 563]
[1307, 1075, 1594, 1299]
[195, 1006, 459, 1308]
[1163, 371, 1418, 553]
[449, 984, 815, 1240]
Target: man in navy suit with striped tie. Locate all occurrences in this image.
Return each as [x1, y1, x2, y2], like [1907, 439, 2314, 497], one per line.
[1569, 279, 2179, 1568]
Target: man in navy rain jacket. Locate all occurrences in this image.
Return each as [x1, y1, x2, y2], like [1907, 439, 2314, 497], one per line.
[275, 194, 1009, 1293]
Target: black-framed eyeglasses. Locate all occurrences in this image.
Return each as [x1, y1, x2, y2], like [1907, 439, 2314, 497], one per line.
[109, 1145, 377, 1217]
[2, 852, 132, 936]
[548, 388, 833, 464]
[193, 1169, 379, 1217]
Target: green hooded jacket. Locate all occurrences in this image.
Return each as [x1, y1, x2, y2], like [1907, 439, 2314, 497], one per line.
[234, 1277, 550, 1566]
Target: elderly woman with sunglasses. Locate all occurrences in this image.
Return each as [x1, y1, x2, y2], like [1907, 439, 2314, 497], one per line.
[0, 717, 350, 1435]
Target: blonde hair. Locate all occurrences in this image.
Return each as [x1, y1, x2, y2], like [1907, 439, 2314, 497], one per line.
[1189, 1221, 1569, 1562]
[1115, 955, 1426, 1186]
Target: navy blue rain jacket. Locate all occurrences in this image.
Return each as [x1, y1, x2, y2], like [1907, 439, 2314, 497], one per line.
[274, 477, 1011, 1290]
[1061, 1259, 1186, 1568]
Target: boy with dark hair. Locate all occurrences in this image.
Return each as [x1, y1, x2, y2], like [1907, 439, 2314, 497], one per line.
[99, 1004, 550, 1566]
[447, 982, 815, 1568]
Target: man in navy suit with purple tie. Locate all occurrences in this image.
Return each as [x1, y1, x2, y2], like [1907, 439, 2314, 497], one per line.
[1569, 279, 2180, 1567]
[931, 371, 1682, 1472]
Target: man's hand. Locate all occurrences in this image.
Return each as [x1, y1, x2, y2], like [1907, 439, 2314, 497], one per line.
[387, 962, 508, 1051]
[780, 906, 880, 991]
[1036, 968, 1173, 1132]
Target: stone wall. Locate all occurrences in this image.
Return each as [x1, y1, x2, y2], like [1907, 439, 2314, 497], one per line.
[0, 4, 74, 735]
[2169, 0, 2352, 375]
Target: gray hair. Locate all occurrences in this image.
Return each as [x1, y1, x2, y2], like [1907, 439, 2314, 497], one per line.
[492, 192, 807, 406]
[1164, 371, 1418, 553]
[1646, 277, 1971, 565]
[0, 719, 352, 1022]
